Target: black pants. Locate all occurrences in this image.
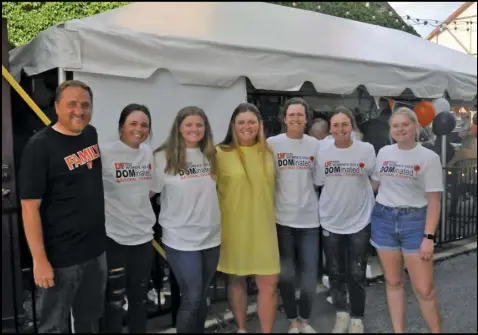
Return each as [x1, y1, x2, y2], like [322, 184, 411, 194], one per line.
[277, 225, 319, 320]
[322, 225, 371, 318]
[102, 237, 154, 333]
[37, 253, 107, 333]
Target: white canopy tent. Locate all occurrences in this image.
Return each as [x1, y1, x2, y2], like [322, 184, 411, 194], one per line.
[9, 1, 477, 102]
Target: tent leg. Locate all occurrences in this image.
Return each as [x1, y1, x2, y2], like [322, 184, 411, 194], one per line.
[58, 67, 66, 84]
[440, 135, 447, 242]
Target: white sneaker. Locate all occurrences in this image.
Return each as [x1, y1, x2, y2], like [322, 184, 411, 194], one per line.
[299, 322, 316, 333]
[122, 296, 128, 312]
[148, 288, 158, 305]
[288, 326, 300, 333]
[366, 264, 372, 279]
[326, 295, 334, 304]
[322, 275, 330, 289]
[332, 312, 350, 333]
[349, 318, 364, 333]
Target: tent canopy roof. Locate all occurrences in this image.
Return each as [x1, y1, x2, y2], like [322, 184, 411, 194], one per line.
[9, 1, 477, 101]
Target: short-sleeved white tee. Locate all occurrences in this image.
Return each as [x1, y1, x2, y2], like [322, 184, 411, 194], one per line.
[152, 148, 221, 251]
[267, 134, 320, 228]
[372, 144, 444, 208]
[315, 141, 376, 234]
[101, 140, 156, 245]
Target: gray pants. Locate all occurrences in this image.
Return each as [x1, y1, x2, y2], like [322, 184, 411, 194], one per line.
[37, 253, 107, 333]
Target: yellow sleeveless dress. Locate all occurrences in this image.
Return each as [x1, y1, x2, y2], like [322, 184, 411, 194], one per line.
[216, 144, 280, 276]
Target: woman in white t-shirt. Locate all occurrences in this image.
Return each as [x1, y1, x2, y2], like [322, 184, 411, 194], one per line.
[101, 104, 156, 333]
[267, 97, 320, 333]
[315, 106, 376, 334]
[152, 106, 221, 333]
[370, 107, 443, 333]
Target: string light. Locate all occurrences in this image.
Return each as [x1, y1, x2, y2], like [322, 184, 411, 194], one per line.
[402, 14, 477, 29]
[305, 3, 477, 32]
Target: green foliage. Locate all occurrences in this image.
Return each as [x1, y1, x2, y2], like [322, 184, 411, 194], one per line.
[272, 2, 419, 36]
[2, 1, 418, 47]
[2, 2, 131, 46]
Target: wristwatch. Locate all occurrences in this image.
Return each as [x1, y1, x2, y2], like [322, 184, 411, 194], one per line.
[424, 233, 435, 240]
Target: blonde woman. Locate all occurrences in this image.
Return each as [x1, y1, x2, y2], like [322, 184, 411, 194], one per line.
[152, 106, 221, 333]
[371, 107, 443, 333]
[216, 103, 279, 333]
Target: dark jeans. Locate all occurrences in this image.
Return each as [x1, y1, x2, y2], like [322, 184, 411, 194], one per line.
[164, 244, 220, 333]
[277, 225, 319, 320]
[37, 252, 107, 333]
[102, 237, 154, 333]
[322, 224, 371, 318]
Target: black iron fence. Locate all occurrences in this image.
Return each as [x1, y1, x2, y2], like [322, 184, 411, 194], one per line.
[435, 160, 477, 245]
[3, 161, 476, 333]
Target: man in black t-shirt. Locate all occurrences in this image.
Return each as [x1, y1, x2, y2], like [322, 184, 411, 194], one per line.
[19, 80, 107, 333]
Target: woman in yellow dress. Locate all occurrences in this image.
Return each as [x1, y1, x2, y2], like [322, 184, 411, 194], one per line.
[216, 102, 280, 333]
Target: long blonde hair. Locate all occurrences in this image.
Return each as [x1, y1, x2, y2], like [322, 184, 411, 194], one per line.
[154, 106, 216, 177]
[218, 103, 273, 181]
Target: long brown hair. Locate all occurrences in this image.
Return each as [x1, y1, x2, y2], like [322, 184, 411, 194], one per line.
[218, 102, 273, 180]
[154, 106, 216, 176]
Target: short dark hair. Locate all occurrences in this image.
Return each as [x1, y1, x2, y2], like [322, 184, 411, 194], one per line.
[279, 97, 312, 133]
[118, 103, 152, 135]
[473, 113, 477, 126]
[329, 106, 358, 131]
[55, 80, 93, 105]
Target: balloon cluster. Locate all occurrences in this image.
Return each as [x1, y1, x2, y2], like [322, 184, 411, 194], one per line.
[412, 98, 456, 136]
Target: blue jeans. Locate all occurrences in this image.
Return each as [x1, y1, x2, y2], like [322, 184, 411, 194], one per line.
[370, 203, 427, 253]
[37, 253, 107, 333]
[277, 225, 319, 320]
[164, 245, 220, 333]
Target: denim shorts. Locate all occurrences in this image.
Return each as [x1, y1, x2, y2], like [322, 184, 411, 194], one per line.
[370, 202, 427, 254]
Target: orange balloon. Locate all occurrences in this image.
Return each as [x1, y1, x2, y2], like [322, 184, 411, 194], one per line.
[413, 101, 436, 128]
[389, 99, 396, 111]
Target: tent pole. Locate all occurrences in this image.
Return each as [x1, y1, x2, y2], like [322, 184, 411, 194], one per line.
[440, 135, 447, 242]
[58, 67, 66, 84]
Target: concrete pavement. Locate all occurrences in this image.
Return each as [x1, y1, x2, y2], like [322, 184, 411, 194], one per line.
[221, 251, 477, 333]
[151, 236, 477, 333]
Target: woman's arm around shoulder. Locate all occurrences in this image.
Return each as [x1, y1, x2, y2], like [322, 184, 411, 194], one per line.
[370, 145, 387, 193]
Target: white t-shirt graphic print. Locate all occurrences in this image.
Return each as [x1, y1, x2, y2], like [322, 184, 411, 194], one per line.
[316, 141, 376, 234]
[152, 148, 221, 251]
[372, 144, 443, 208]
[267, 134, 320, 229]
[101, 140, 156, 245]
